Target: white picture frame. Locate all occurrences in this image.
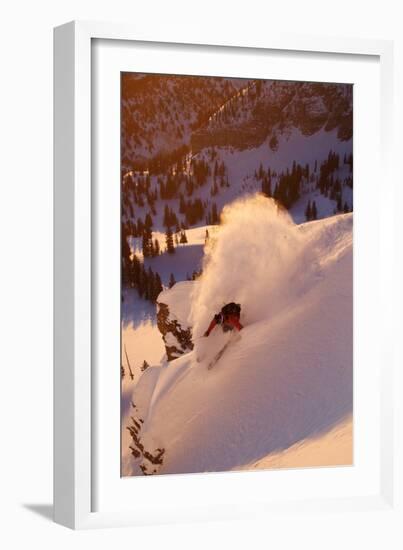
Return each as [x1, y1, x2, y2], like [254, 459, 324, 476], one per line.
[54, 20, 398, 530]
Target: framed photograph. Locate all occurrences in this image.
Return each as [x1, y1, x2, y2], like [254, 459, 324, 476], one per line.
[54, 21, 397, 529]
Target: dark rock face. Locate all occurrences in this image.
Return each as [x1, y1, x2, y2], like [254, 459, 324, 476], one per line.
[156, 302, 193, 361]
[127, 411, 165, 476]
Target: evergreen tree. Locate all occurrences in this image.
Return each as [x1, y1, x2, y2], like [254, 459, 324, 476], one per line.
[273, 183, 279, 201]
[138, 264, 147, 298]
[153, 238, 160, 256]
[129, 253, 141, 289]
[210, 181, 218, 196]
[141, 232, 148, 258]
[171, 211, 179, 229]
[258, 162, 264, 179]
[121, 226, 132, 286]
[153, 273, 163, 301]
[169, 273, 176, 288]
[136, 217, 144, 236]
[142, 229, 153, 258]
[180, 230, 188, 244]
[211, 203, 219, 224]
[305, 200, 312, 221]
[165, 227, 175, 254]
[159, 179, 166, 199]
[143, 267, 151, 301]
[144, 212, 153, 230]
[311, 200, 318, 220]
[205, 229, 210, 244]
[269, 135, 279, 151]
[262, 176, 272, 198]
[163, 205, 170, 227]
[146, 267, 155, 300]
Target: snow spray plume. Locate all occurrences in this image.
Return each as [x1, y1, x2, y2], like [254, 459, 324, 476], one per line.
[191, 194, 303, 339]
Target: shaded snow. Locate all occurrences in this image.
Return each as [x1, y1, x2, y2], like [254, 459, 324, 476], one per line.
[220, 128, 351, 178]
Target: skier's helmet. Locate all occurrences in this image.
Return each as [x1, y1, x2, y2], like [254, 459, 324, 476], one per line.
[221, 302, 241, 316]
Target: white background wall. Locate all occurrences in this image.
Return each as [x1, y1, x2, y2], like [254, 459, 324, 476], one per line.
[0, 0, 402, 547]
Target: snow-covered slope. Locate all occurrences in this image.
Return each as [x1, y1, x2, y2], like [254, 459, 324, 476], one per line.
[123, 196, 352, 476]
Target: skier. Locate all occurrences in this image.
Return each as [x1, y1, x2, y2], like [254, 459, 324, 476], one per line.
[204, 302, 243, 337]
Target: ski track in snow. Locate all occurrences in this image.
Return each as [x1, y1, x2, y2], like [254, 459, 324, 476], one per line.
[123, 199, 353, 476]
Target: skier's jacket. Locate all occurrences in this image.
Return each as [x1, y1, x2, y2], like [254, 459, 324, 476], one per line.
[204, 303, 243, 336]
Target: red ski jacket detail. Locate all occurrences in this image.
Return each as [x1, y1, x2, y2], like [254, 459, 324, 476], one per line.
[205, 314, 243, 336]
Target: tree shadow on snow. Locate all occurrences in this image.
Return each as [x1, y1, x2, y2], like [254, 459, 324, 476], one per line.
[121, 288, 157, 329]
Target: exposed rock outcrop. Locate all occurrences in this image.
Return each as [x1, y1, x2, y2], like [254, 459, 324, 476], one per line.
[157, 302, 193, 361]
[156, 281, 196, 361]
